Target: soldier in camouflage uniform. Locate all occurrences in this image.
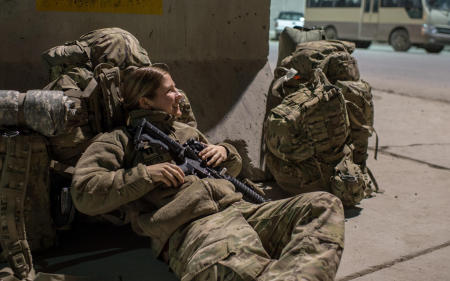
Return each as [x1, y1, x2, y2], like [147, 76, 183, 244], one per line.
[71, 66, 345, 281]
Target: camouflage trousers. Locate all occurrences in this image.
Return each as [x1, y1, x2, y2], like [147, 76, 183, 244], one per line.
[168, 192, 345, 281]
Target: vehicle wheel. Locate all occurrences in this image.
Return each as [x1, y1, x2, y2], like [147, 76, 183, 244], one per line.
[424, 44, 444, 53]
[325, 26, 338, 40]
[355, 40, 372, 48]
[390, 29, 410, 52]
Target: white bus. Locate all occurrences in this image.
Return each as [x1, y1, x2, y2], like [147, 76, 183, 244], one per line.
[304, 0, 450, 53]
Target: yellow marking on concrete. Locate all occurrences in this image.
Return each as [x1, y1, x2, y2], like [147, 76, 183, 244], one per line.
[36, 0, 162, 15]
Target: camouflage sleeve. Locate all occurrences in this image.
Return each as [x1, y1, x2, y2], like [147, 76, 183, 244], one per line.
[193, 129, 242, 178]
[71, 129, 154, 216]
[216, 142, 242, 178]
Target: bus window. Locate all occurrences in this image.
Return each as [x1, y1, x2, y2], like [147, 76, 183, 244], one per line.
[405, 0, 423, 18]
[365, 0, 371, 11]
[307, 0, 362, 7]
[381, 0, 423, 18]
[373, 0, 379, 12]
[321, 0, 335, 7]
[352, 0, 363, 7]
[381, 0, 402, 7]
[426, 0, 450, 10]
[339, 0, 362, 7]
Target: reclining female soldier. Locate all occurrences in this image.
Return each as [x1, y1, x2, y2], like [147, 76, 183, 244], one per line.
[71, 66, 346, 281]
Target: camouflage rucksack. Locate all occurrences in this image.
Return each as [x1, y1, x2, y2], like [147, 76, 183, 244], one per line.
[265, 70, 352, 193]
[0, 133, 52, 280]
[264, 40, 376, 206]
[0, 89, 76, 262]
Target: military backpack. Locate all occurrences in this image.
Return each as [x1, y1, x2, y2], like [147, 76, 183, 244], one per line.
[264, 39, 377, 206]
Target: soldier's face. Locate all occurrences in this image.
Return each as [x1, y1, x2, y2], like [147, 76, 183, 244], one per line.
[142, 74, 182, 117]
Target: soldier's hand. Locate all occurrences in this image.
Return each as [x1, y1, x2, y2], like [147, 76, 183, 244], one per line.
[198, 144, 228, 167]
[146, 163, 185, 187]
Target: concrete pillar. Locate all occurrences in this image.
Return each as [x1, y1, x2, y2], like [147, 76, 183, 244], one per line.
[0, 0, 272, 179]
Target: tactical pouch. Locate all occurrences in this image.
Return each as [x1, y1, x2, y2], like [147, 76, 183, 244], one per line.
[265, 151, 332, 195]
[94, 64, 126, 131]
[329, 152, 368, 207]
[320, 52, 360, 83]
[265, 69, 350, 164]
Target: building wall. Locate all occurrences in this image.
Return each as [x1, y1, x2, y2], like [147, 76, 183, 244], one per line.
[0, 0, 273, 178]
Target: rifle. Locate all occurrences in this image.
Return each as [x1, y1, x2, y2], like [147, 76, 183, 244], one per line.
[132, 118, 267, 204]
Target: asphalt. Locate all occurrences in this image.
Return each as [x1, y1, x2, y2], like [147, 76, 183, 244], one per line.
[335, 89, 450, 281]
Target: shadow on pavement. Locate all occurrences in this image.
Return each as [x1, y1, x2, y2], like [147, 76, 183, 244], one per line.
[35, 222, 150, 273]
[344, 207, 363, 219]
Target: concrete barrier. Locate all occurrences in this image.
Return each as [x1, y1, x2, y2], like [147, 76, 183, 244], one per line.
[0, 0, 272, 178]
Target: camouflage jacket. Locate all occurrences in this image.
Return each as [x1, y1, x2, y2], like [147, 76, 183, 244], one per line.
[71, 109, 242, 255]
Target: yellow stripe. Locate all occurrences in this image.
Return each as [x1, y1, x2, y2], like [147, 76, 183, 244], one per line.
[36, 0, 163, 15]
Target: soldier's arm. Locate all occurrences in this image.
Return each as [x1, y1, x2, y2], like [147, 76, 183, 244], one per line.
[71, 129, 155, 216]
[196, 130, 242, 178]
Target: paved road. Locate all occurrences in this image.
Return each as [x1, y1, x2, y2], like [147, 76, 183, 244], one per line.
[269, 40, 450, 103]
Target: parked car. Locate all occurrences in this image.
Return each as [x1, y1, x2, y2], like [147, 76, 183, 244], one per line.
[274, 11, 305, 39]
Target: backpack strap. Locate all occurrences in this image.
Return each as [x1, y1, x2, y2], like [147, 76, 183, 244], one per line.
[94, 64, 125, 131]
[345, 106, 379, 160]
[366, 166, 380, 193]
[81, 76, 98, 99]
[64, 78, 103, 134]
[0, 135, 36, 280]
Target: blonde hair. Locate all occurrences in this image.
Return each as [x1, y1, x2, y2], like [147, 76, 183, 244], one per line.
[122, 66, 169, 110]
